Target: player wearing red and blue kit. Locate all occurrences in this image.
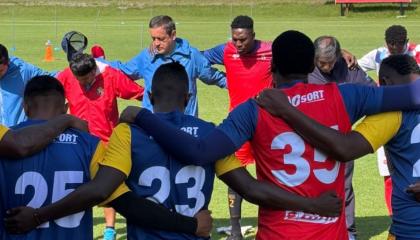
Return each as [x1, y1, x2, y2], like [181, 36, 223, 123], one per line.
[203, 16, 272, 238]
[203, 16, 272, 168]
[254, 53, 420, 240]
[129, 31, 420, 239]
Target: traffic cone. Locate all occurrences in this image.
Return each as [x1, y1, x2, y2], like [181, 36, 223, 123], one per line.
[43, 40, 55, 62]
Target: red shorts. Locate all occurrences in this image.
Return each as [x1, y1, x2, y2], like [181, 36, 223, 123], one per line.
[235, 141, 255, 166]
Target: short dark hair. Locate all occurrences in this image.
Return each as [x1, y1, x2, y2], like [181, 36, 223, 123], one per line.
[381, 54, 420, 77]
[24, 75, 65, 101]
[149, 15, 176, 35]
[272, 30, 315, 76]
[152, 62, 189, 100]
[385, 25, 407, 43]
[69, 53, 96, 76]
[0, 44, 9, 65]
[231, 15, 253, 30]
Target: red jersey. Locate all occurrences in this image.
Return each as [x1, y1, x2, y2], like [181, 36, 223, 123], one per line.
[223, 40, 273, 111]
[57, 61, 144, 142]
[251, 83, 351, 240]
[224, 40, 273, 165]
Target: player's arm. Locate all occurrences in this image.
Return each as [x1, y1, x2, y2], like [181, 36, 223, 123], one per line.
[216, 155, 341, 216]
[110, 192, 212, 237]
[0, 114, 87, 158]
[119, 101, 257, 165]
[202, 43, 226, 65]
[255, 88, 400, 162]
[357, 49, 378, 72]
[194, 48, 227, 88]
[349, 65, 377, 86]
[102, 53, 144, 80]
[328, 80, 420, 124]
[341, 49, 357, 69]
[22, 58, 57, 78]
[112, 68, 144, 100]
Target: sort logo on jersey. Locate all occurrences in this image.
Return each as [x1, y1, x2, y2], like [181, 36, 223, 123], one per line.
[288, 90, 325, 107]
[284, 210, 338, 224]
[149, 126, 200, 140]
[181, 126, 199, 137]
[54, 133, 78, 144]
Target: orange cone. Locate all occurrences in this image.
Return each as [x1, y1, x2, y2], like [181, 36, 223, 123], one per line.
[43, 40, 55, 62]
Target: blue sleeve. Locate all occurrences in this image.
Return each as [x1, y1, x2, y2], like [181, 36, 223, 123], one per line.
[133, 109, 236, 165]
[202, 44, 226, 65]
[194, 48, 227, 88]
[380, 78, 420, 112]
[338, 84, 383, 124]
[217, 100, 259, 149]
[24, 61, 55, 80]
[339, 79, 420, 124]
[100, 53, 144, 80]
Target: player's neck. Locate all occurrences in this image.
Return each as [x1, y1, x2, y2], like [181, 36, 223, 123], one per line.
[273, 73, 308, 87]
[27, 108, 64, 121]
[410, 73, 420, 82]
[153, 102, 185, 113]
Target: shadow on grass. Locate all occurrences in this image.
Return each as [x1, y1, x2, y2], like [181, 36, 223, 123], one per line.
[93, 216, 126, 240]
[213, 217, 257, 240]
[355, 215, 391, 240]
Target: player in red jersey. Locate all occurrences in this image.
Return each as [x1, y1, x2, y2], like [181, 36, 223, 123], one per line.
[203, 16, 272, 239]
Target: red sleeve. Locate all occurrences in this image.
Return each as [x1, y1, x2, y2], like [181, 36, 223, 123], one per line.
[57, 68, 70, 84]
[110, 67, 144, 100]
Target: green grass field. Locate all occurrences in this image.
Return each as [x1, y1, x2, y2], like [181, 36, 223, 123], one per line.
[1, 1, 419, 239]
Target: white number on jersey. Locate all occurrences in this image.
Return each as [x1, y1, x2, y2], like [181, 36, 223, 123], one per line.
[410, 123, 420, 177]
[15, 171, 85, 228]
[271, 126, 340, 187]
[138, 166, 206, 217]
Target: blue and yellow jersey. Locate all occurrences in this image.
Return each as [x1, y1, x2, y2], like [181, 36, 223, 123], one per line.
[0, 120, 108, 240]
[102, 111, 241, 240]
[355, 111, 420, 238]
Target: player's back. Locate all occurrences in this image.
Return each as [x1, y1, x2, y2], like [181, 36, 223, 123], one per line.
[385, 110, 420, 238]
[250, 82, 351, 240]
[0, 120, 100, 240]
[125, 111, 215, 240]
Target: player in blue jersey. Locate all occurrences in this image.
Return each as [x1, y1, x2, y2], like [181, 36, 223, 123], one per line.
[0, 75, 104, 240]
[255, 54, 420, 240]
[5, 63, 343, 239]
[2, 75, 217, 239]
[115, 31, 420, 239]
